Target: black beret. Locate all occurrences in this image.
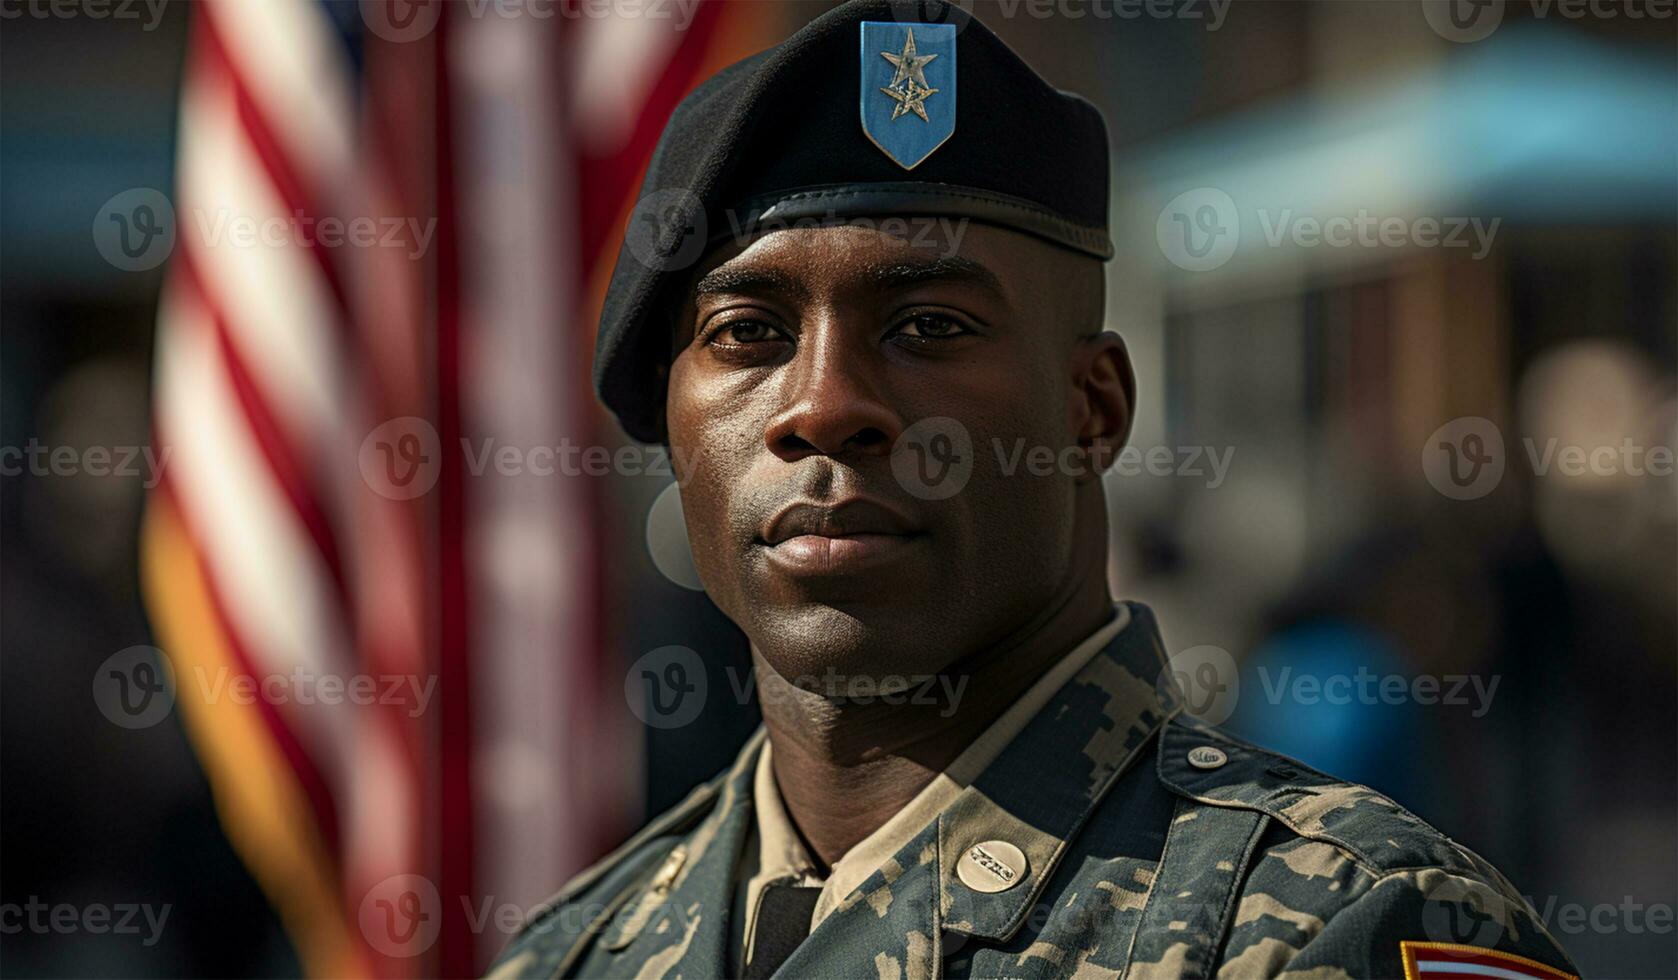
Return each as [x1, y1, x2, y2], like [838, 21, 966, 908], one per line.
[597, 0, 1114, 442]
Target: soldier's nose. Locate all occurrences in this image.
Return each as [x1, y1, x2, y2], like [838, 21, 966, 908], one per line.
[764, 339, 901, 463]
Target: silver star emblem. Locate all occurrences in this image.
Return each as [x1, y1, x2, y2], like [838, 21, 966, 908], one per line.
[879, 29, 940, 122]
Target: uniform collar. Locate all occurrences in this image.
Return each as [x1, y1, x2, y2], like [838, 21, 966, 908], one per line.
[770, 600, 1180, 980]
[611, 601, 1180, 978]
[745, 605, 1137, 934]
[931, 600, 1180, 942]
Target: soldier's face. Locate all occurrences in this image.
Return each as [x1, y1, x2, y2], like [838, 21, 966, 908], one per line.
[666, 222, 1122, 685]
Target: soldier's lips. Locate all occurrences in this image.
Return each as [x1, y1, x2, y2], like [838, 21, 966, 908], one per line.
[758, 497, 925, 575]
[764, 532, 924, 574]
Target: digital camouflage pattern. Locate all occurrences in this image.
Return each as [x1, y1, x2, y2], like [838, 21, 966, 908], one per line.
[488, 603, 1578, 979]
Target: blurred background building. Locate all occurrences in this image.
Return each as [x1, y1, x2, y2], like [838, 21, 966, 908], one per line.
[1, 0, 1673, 977]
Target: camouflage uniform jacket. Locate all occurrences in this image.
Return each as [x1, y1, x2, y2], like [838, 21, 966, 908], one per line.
[490, 603, 1579, 979]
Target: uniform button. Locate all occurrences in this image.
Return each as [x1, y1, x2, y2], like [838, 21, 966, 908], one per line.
[956, 840, 1028, 894]
[1187, 745, 1228, 770]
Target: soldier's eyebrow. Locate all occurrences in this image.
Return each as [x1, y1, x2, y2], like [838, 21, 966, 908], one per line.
[690, 266, 810, 302]
[865, 256, 1006, 299]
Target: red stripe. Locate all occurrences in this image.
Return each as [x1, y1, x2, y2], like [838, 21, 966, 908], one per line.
[173, 246, 354, 618]
[564, 0, 729, 860]
[166, 4, 431, 974]
[154, 473, 346, 862]
[193, 9, 356, 334]
[575, 0, 727, 281]
[433, 10, 475, 976]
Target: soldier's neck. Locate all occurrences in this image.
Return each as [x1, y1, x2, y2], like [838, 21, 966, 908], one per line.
[754, 578, 1113, 871]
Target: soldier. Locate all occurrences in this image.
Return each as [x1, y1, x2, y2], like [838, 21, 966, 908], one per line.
[492, 1, 1580, 977]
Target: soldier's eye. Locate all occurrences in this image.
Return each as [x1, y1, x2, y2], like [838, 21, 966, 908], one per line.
[709, 320, 787, 346]
[890, 313, 972, 341]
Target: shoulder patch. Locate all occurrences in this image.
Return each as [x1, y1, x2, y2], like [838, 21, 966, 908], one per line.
[1399, 941, 1579, 980]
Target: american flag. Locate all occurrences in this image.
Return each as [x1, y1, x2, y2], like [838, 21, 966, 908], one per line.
[141, 1, 771, 974]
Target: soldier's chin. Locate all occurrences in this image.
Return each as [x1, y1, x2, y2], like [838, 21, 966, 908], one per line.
[747, 601, 959, 697]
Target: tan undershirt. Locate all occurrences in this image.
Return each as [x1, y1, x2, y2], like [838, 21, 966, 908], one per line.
[732, 604, 1133, 972]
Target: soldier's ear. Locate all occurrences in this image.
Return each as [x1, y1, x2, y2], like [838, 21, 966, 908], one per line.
[1069, 331, 1134, 480]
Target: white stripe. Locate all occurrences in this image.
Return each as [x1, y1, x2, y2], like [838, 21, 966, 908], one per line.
[166, 0, 425, 900]
[155, 284, 353, 761]
[175, 73, 348, 463]
[572, 13, 684, 154]
[201, 0, 356, 201]
[1419, 959, 1549, 980]
[158, 283, 423, 881]
[155, 284, 347, 680]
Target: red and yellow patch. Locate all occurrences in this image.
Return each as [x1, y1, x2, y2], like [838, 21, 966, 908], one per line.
[1399, 941, 1579, 980]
